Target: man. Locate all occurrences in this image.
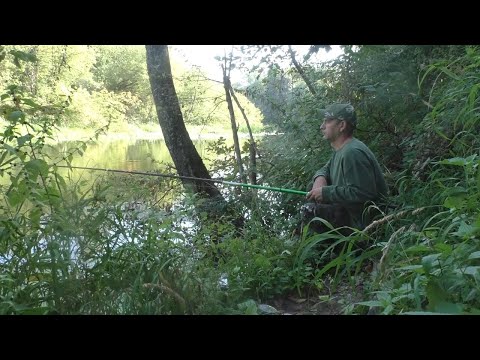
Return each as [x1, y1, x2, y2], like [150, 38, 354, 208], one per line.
[304, 103, 388, 233]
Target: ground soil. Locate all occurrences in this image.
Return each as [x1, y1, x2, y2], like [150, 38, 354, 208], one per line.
[264, 267, 373, 315]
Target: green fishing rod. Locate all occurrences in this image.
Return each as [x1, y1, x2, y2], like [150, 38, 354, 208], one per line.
[56, 165, 308, 196]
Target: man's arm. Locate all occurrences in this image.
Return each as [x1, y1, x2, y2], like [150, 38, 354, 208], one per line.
[322, 149, 379, 204]
[312, 159, 331, 183]
[306, 160, 331, 202]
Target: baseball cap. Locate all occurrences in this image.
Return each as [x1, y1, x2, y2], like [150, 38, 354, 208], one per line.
[321, 103, 357, 126]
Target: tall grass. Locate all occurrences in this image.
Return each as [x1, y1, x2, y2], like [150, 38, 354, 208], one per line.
[353, 47, 480, 314]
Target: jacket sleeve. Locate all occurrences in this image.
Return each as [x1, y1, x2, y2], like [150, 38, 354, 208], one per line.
[313, 159, 331, 183]
[322, 149, 380, 204]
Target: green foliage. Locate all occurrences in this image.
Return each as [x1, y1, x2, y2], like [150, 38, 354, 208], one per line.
[1, 45, 263, 133]
[240, 44, 480, 314]
[91, 45, 156, 125]
[174, 67, 264, 130]
[3, 43, 480, 314]
[358, 151, 480, 314]
[92, 46, 148, 94]
[0, 46, 274, 315]
[245, 65, 292, 128]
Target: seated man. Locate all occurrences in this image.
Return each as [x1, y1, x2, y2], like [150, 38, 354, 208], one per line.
[303, 103, 388, 235]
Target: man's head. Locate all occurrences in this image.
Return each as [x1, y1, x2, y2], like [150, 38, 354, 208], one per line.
[324, 103, 357, 127]
[319, 103, 357, 142]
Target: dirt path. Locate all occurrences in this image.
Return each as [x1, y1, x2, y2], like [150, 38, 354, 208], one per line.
[264, 279, 367, 315]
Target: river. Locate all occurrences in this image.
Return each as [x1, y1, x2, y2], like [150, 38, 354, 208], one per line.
[54, 138, 214, 172]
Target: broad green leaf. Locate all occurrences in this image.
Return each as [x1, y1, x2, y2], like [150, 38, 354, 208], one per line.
[421, 253, 441, 273]
[434, 301, 463, 314]
[356, 300, 382, 307]
[392, 294, 411, 303]
[375, 291, 391, 302]
[254, 254, 271, 268]
[446, 186, 467, 195]
[17, 149, 26, 161]
[465, 154, 477, 163]
[17, 134, 33, 147]
[382, 305, 394, 315]
[439, 157, 467, 166]
[468, 251, 480, 260]
[426, 280, 448, 311]
[7, 110, 25, 122]
[25, 159, 49, 177]
[21, 98, 41, 108]
[238, 299, 258, 315]
[459, 266, 480, 276]
[7, 189, 25, 207]
[396, 265, 423, 272]
[444, 195, 466, 209]
[452, 221, 475, 237]
[9, 50, 38, 63]
[434, 243, 452, 255]
[244, 305, 258, 315]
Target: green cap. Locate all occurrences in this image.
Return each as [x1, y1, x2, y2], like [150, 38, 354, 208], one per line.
[322, 103, 357, 126]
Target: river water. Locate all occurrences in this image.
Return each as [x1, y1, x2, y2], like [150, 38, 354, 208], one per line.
[55, 138, 213, 172]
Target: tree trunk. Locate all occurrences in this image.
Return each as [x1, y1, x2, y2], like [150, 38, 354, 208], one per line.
[229, 84, 259, 158]
[145, 45, 222, 199]
[288, 45, 317, 96]
[249, 140, 257, 185]
[228, 84, 258, 185]
[222, 66, 246, 184]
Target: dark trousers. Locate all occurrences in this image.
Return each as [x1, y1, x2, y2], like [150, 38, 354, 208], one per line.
[300, 203, 353, 236]
[297, 203, 357, 266]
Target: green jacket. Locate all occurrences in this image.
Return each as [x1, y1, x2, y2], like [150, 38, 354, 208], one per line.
[313, 138, 388, 229]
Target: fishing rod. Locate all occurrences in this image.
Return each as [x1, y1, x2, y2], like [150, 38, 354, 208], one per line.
[56, 165, 308, 196]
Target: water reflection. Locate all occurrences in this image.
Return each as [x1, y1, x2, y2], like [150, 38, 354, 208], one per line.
[56, 138, 212, 172]
[0, 136, 242, 201]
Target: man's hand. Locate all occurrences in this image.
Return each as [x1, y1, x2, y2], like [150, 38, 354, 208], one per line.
[306, 176, 327, 203]
[306, 187, 323, 203]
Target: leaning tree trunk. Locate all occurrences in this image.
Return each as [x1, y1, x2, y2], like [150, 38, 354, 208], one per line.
[145, 45, 222, 199]
[288, 45, 317, 96]
[222, 66, 246, 184]
[228, 85, 258, 185]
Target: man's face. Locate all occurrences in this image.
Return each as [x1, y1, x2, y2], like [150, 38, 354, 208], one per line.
[320, 117, 342, 141]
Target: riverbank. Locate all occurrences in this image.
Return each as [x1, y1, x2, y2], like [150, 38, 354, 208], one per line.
[50, 123, 266, 143]
[0, 117, 270, 144]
